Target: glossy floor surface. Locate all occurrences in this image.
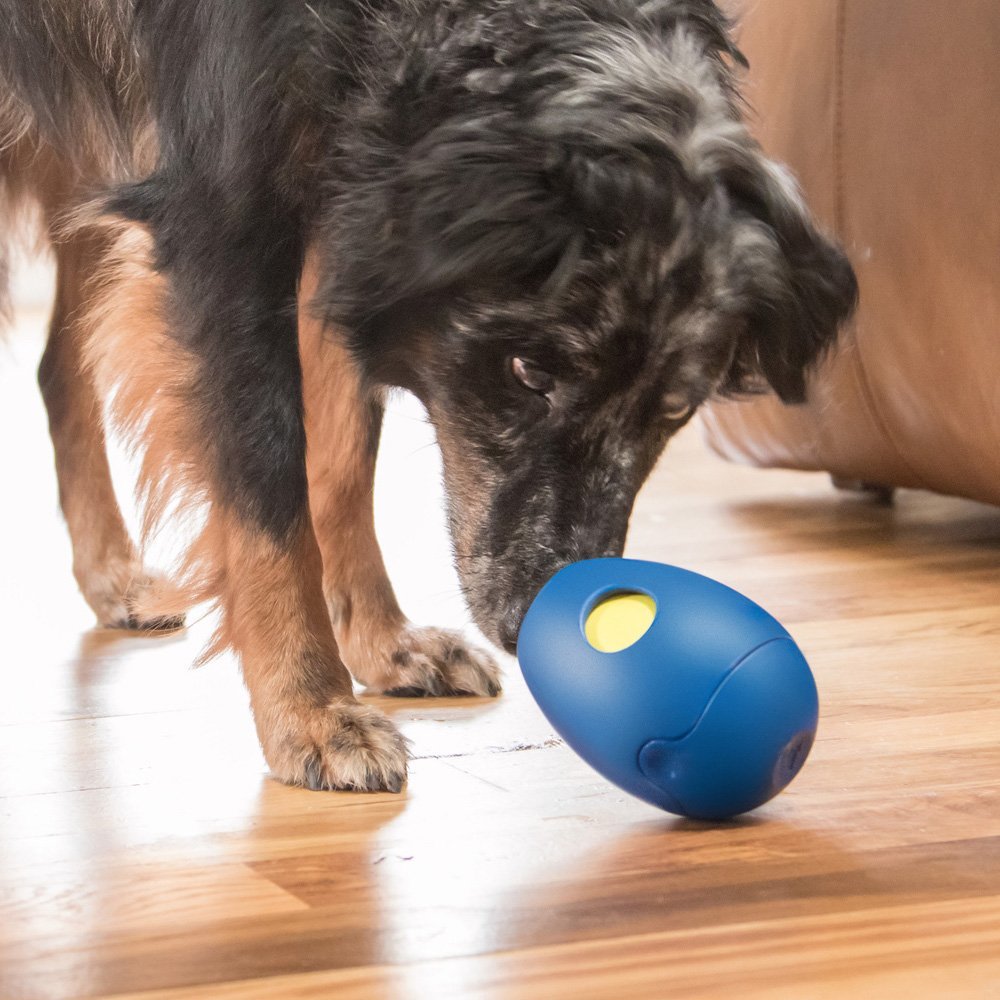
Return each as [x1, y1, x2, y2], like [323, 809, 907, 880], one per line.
[2, 279, 999, 999]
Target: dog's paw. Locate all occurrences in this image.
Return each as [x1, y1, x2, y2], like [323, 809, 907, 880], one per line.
[353, 625, 503, 698]
[83, 561, 186, 632]
[120, 572, 186, 631]
[265, 700, 409, 792]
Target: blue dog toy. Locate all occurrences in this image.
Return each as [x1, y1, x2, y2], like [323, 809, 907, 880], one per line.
[517, 558, 818, 820]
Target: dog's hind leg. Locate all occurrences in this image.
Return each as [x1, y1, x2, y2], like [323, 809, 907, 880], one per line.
[299, 255, 502, 699]
[37, 233, 183, 631]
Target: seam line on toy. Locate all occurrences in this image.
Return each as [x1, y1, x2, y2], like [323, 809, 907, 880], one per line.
[650, 636, 793, 747]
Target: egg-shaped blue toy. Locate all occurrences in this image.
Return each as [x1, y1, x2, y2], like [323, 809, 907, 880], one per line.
[517, 558, 818, 820]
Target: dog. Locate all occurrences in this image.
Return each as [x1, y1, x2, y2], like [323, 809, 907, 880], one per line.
[0, 0, 857, 792]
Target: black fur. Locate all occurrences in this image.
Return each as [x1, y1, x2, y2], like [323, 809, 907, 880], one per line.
[0, 0, 856, 649]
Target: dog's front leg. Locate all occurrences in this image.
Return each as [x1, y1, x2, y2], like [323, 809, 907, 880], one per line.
[299, 255, 501, 698]
[87, 223, 408, 792]
[217, 508, 409, 790]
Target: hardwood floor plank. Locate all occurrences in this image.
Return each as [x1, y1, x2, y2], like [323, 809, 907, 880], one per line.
[95, 897, 1000, 1000]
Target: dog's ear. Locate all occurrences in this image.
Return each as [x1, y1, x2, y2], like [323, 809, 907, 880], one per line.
[718, 153, 858, 403]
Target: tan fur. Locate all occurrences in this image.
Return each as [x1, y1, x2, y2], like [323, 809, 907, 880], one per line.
[79, 222, 219, 619]
[0, 136, 175, 629]
[220, 512, 409, 790]
[1, 13, 446, 791]
[300, 253, 502, 697]
[38, 230, 178, 629]
[1, 136, 62, 323]
[2, 110, 479, 789]
[79, 224, 407, 788]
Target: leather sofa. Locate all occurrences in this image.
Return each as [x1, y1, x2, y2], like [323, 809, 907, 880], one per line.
[702, 1, 1000, 507]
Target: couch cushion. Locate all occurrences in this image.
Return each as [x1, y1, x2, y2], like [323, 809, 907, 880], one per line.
[702, 0, 1000, 507]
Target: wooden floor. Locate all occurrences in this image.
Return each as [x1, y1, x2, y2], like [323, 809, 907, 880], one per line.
[2, 285, 1000, 1000]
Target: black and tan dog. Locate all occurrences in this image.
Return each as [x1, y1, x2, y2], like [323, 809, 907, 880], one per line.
[0, 0, 856, 792]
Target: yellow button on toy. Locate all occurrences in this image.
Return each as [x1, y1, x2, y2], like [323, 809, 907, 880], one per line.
[585, 592, 656, 653]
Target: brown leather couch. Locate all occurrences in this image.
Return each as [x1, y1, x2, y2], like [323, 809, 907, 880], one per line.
[702, 1, 1000, 507]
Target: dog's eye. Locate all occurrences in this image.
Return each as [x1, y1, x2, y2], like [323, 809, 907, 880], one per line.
[511, 357, 555, 397]
[663, 394, 693, 421]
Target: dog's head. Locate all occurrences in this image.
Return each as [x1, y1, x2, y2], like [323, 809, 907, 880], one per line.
[318, 0, 857, 651]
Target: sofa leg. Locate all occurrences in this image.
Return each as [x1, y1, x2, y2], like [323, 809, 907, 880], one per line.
[830, 476, 896, 505]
